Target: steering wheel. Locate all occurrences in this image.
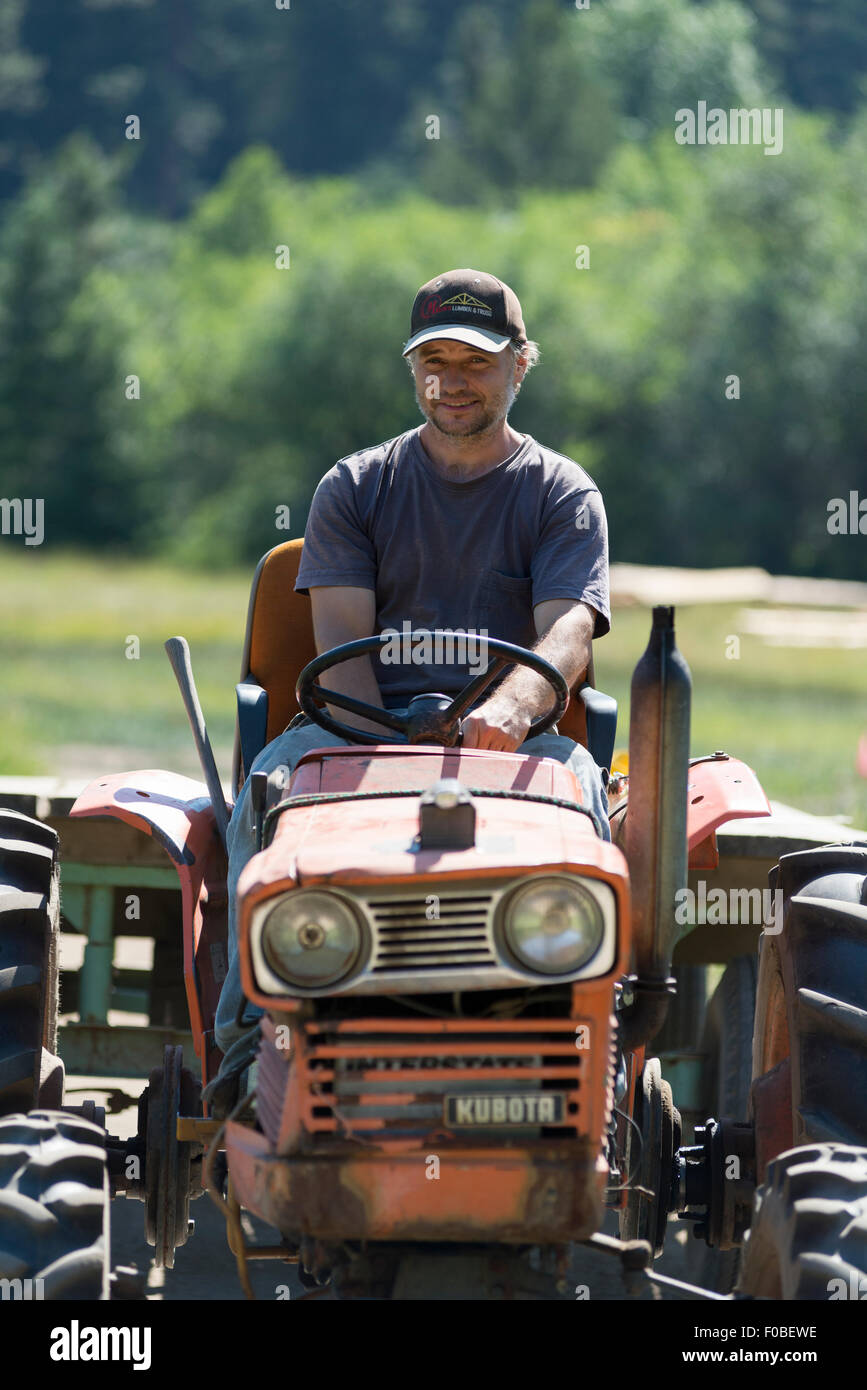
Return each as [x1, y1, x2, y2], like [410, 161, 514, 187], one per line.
[295, 631, 569, 747]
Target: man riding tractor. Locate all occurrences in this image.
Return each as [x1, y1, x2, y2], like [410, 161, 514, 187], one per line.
[205, 267, 613, 1118]
[4, 269, 865, 1302]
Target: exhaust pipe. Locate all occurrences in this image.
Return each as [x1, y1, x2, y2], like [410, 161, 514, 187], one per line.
[619, 606, 692, 1050]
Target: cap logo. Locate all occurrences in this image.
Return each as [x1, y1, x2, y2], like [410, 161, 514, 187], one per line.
[439, 292, 492, 317]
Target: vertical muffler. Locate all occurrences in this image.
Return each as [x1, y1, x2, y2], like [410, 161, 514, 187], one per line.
[619, 606, 692, 1050]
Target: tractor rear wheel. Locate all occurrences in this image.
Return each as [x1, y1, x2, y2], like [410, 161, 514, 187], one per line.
[0, 810, 63, 1117]
[752, 845, 867, 1154]
[738, 1143, 867, 1299]
[0, 1110, 110, 1299]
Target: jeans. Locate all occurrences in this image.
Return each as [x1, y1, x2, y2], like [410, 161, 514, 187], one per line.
[212, 716, 611, 1079]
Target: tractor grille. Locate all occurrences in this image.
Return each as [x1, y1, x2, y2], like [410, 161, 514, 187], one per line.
[256, 1027, 287, 1144]
[367, 890, 497, 975]
[300, 1019, 583, 1141]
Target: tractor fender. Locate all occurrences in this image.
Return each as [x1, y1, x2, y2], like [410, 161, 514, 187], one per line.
[70, 770, 224, 867]
[70, 772, 229, 1080]
[686, 756, 771, 870]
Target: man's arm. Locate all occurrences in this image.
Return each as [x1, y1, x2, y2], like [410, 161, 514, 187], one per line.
[459, 598, 595, 751]
[309, 586, 388, 736]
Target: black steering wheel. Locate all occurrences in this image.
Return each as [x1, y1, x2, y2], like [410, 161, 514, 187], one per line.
[295, 632, 570, 747]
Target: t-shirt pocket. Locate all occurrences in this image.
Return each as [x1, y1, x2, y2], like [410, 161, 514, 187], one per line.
[478, 570, 535, 644]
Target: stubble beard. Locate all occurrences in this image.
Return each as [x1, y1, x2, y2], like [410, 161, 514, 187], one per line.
[415, 379, 517, 446]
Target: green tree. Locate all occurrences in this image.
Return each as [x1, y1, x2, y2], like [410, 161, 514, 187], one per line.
[582, 0, 772, 137]
[412, 0, 619, 201]
[746, 0, 867, 113]
[0, 0, 46, 200]
[0, 137, 146, 548]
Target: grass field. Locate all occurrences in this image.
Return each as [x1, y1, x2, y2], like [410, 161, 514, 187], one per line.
[1, 551, 865, 826]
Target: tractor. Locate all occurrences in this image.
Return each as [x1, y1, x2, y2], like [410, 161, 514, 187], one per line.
[1, 538, 865, 1300]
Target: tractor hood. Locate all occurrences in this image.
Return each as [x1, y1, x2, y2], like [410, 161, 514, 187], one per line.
[237, 746, 630, 1001]
[240, 746, 626, 893]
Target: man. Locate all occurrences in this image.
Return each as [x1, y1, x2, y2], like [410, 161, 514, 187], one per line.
[205, 268, 611, 1115]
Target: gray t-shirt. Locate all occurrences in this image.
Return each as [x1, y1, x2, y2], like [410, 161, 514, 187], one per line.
[295, 426, 610, 704]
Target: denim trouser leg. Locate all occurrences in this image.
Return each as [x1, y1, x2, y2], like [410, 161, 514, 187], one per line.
[213, 723, 350, 1078]
[518, 731, 610, 841]
[213, 721, 611, 1078]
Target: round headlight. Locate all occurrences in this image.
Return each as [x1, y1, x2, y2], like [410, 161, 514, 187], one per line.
[262, 890, 363, 988]
[502, 878, 604, 975]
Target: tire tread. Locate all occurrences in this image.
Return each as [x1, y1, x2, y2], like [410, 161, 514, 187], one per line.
[0, 1111, 108, 1300]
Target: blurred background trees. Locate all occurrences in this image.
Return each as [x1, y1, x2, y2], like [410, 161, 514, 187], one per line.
[0, 0, 864, 576]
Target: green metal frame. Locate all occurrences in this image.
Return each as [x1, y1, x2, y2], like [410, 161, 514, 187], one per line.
[61, 862, 178, 1024]
[60, 860, 190, 1076]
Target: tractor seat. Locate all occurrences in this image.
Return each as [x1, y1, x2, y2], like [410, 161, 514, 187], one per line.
[232, 539, 617, 794]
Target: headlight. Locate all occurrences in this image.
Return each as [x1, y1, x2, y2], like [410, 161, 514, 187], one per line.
[261, 890, 363, 988]
[501, 877, 604, 975]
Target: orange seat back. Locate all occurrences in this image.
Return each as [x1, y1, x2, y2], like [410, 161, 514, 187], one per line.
[234, 538, 591, 789]
[241, 538, 316, 746]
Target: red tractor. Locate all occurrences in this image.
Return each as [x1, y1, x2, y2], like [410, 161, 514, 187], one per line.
[1, 539, 865, 1300]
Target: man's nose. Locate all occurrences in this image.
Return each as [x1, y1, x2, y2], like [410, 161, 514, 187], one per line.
[440, 365, 469, 393]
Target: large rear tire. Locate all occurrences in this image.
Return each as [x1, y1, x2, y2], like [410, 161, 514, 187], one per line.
[752, 845, 867, 1151]
[0, 810, 63, 1117]
[0, 1110, 110, 1299]
[738, 1143, 867, 1299]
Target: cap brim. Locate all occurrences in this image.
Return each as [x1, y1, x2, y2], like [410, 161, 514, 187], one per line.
[402, 324, 512, 356]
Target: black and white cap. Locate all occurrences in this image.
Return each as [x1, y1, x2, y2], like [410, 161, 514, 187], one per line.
[402, 268, 527, 356]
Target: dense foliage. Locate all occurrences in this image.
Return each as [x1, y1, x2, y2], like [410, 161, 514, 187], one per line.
[0, 0, 864, 576]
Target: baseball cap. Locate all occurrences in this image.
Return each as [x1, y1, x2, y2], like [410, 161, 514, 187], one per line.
[402, 269, 527, 356]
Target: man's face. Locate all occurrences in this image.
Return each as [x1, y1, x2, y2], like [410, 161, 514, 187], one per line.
[410, 338, 526, 439]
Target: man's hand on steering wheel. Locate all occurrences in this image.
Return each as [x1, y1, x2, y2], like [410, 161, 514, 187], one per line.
[296, 632, 569, 747]
[459, 696, 531, 751]
[461, 653, 566, 749]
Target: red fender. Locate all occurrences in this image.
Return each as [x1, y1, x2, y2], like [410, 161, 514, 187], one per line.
[70, 770, 229, 1084]
[686, 756, 772, 870]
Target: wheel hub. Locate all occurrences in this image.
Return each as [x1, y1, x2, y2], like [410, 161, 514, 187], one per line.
[677, 1117, 756, 1249]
